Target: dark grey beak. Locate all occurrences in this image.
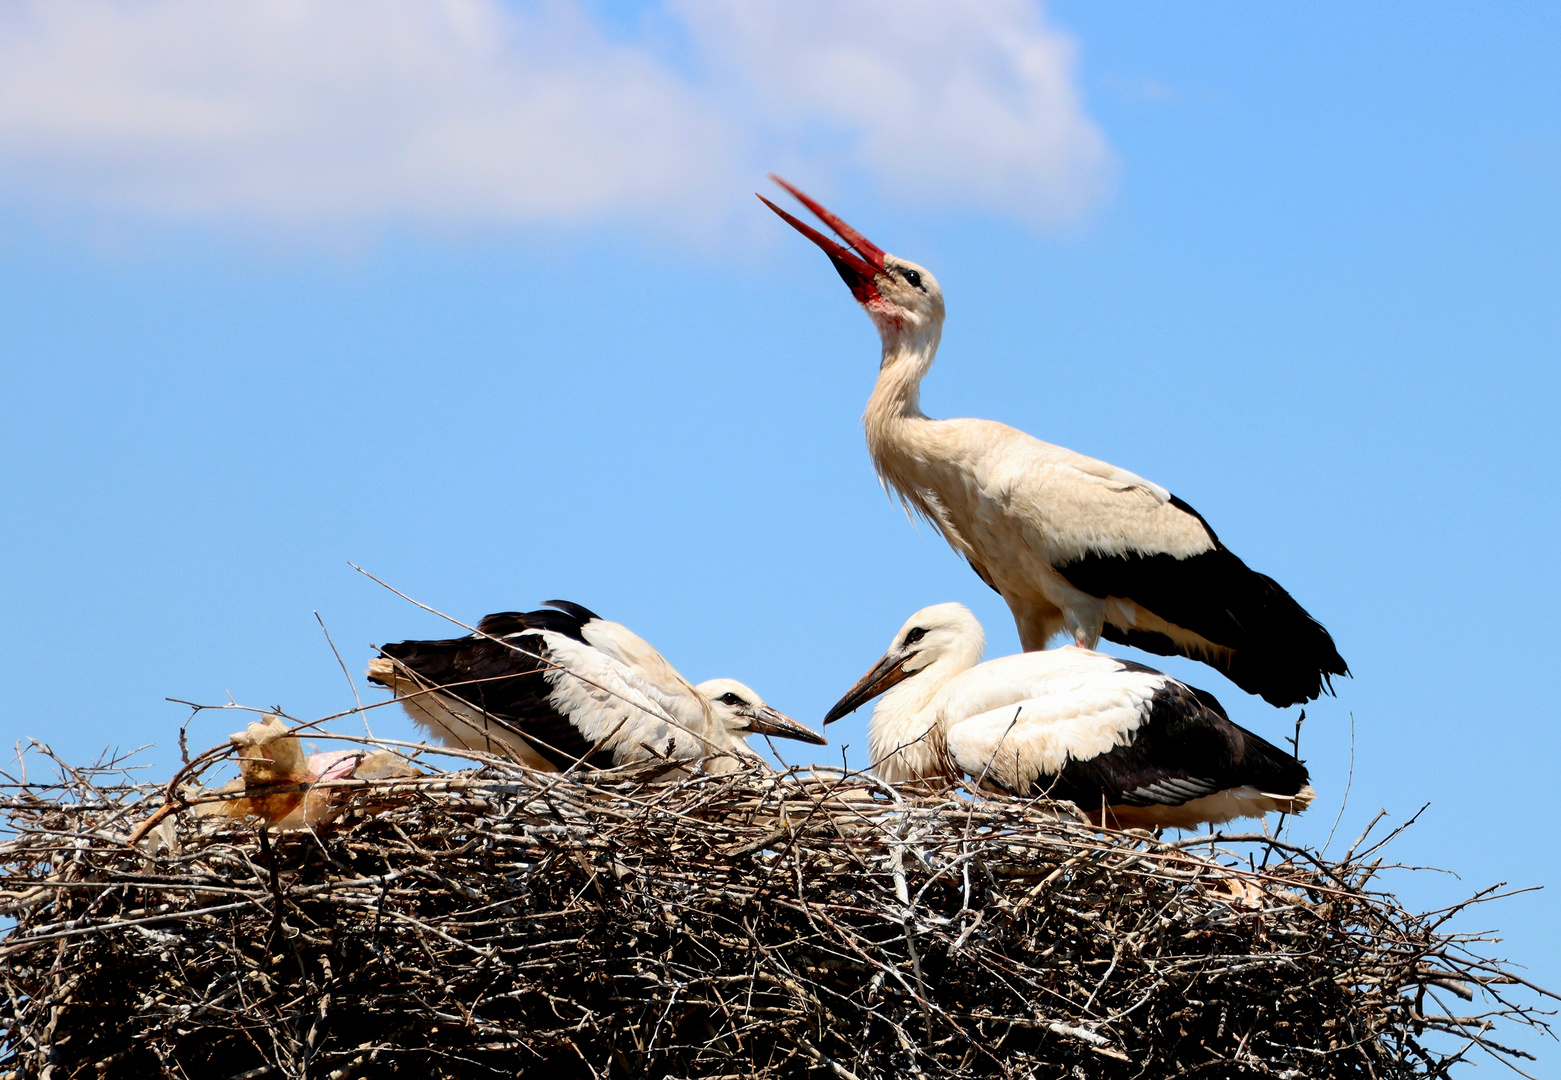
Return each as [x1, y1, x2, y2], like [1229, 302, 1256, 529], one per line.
[824, 651, 916, 725]
[744, 705, 828, 746]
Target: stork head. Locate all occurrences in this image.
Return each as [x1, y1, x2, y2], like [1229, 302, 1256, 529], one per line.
[696, 678, 827, 747]
[761, 176, 944, 341]
[823, 603, 984, 724]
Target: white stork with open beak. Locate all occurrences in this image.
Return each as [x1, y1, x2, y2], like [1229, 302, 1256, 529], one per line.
[368, 601, 825, 772]
[763, 178, 1347, 708]
[824, 603, 1313, 829]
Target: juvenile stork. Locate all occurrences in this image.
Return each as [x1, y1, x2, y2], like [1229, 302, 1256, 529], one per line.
[764, 178, 1347, 707]
[368, 601, 825, 772]
[823, 603, 1313, 829]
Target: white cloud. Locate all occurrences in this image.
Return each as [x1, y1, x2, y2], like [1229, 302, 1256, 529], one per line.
[0, 0, 1111, 234]
[0, 0, 735, 226]
[674, 0, 1111, 226]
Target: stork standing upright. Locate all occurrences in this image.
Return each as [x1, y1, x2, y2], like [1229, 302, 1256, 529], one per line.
[763, 178, 1347, 708]
[368, 601, 825, 772]
[824, 603, 1313, 830]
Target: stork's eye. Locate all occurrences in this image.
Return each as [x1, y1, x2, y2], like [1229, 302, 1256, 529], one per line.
[719, 692, 745, 706]
[904, 627, 927, 645]
[900, 268, 924, 291]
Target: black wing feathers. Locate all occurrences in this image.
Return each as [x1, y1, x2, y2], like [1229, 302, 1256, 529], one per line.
[373, 602, 614, 770]
[1057, 495, 1348, 707]
[475, 605, 592, 643]
[541, 600, 603, 625]
[1030, 678, 1309, 810]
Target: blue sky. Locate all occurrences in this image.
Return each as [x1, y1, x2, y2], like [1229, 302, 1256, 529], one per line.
[2, 1, 1558, 1064]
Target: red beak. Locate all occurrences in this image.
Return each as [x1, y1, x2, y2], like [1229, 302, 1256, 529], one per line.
[759, 175, 887, 304]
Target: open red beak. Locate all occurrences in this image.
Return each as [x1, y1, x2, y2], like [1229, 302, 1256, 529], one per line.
[759, 175, 887, 304]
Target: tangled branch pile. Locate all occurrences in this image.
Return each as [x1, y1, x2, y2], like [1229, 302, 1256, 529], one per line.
[0, 734, 1550, 1079]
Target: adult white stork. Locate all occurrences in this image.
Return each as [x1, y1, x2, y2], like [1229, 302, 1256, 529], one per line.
[823, 603, 1313, 829]
[763, 178, 1347, 707]
[368, 601, 825, 772]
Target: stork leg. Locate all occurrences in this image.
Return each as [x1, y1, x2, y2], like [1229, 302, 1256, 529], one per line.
[1062, 599, 1105, 651]
[1004, 595, 1066, 652]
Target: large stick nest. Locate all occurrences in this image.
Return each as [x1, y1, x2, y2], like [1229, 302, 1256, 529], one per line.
[0, 730, 1551, 1079]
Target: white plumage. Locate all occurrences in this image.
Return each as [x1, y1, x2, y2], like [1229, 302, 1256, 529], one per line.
[368, 601, 824, 773]
[824, 603, 1314, 829]
[764, 178, 1347, 708]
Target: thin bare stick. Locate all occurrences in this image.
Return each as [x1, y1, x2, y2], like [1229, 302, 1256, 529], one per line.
[316, 610, 373, 739]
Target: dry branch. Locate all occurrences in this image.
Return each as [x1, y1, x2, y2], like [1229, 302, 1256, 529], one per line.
[0, 731, 1551, 1079]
